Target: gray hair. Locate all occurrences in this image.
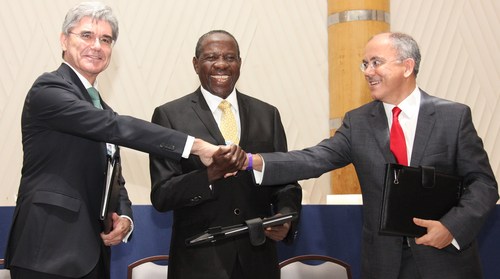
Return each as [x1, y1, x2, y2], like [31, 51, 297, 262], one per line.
[195, 30, 240, 58]
[62, 2, 119, 41]
[388, 32, 421, 77]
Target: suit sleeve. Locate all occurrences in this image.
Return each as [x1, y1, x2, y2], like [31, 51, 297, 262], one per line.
[439, 106, 498, 247]
[116, 154, 133, 220]
[265, 107, 302, 244]
[149, 107, 213, 212]
[261, 111, 353, 186]
[28, 76, 188, 161]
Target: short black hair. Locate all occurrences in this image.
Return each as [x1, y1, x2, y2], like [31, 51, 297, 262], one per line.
[195, 30, 240, 58]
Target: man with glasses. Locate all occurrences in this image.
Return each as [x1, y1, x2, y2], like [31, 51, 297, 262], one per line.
[245, 32, 498, 278]
[4, 3, 243, 279]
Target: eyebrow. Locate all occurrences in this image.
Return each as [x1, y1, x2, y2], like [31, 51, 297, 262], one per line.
[363, 56, 385, 62]
[77, 30, 113, 37]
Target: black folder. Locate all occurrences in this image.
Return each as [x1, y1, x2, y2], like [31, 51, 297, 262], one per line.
[186, 212, 298, 246]
[379, 164, 463, 237]
[99, 156, 121, 234]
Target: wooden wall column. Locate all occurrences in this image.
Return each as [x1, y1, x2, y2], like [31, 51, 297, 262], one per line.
[328, 0, 390, 194]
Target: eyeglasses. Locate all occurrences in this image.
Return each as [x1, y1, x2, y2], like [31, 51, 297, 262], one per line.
[360, 59, 402, 73]
[68, 31, 114, 47]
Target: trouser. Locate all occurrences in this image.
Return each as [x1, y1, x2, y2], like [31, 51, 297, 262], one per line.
[398, 237, 422, 279]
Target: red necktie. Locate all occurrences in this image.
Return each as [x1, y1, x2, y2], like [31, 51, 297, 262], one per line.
[390, 107, 408, 165]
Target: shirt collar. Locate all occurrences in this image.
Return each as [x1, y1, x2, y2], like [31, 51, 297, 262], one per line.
[64, 62, 98, 90]
[200, 86, 238, 113]
[383, 86, 421, 119]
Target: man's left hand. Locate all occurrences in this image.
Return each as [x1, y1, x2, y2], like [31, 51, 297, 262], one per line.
[264, 213, 291, 241]
[413, 217, 453, 249]
[100, 213, 132, 246]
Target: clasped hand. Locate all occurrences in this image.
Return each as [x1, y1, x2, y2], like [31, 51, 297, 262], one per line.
[207, 144, 247, 182]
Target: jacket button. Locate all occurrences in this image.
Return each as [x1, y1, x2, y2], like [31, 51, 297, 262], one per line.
[159, 143, 175, 150]
[190, 196, 202, 202]
[233, 208, 240, 215]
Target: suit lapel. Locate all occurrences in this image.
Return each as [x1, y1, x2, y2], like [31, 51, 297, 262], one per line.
[57, 63, 109, 153]
[368, 102, 394, 163]
[236, 91, 249, 147]
[190, 89, 227, 145]
[410, 90, 436, 166]
[56, 63, 110, 110]
[57, 63, 92, 103]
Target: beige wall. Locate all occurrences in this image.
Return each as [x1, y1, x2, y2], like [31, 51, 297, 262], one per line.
[0, 0, 498, 206]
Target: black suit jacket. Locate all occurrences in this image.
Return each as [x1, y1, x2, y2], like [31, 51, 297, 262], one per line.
[260, 91, 498, 279]
[149, 88, 302, 279]
[5, 63, 189, 277]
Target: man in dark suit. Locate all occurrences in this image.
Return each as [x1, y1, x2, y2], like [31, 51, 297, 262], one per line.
[5, 3, 239, 279]
[149, 30, 302, 279]
[247, 32, 498, 278]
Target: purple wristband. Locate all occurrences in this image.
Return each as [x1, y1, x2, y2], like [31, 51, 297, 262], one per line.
[246, 153, 253, 171]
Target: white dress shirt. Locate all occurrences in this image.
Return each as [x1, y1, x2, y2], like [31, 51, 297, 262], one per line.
[384, 87, 460, 249]
[200, 86, 241, 141]
[383, 86, 421, 165]
[65, 62, 138, 241]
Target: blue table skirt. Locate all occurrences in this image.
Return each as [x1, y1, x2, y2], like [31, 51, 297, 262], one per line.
[1, 205, 499, 279]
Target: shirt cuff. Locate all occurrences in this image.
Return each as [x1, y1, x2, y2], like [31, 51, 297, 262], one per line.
[253, 156, 265, 185]
[182, 136, 195, 159]
[120, 215, 134, 243]
[451, 238, 460, 250]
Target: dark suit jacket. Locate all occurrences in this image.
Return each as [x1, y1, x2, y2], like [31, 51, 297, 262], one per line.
[260, 91, 498, 279]
[5, 63, 189, 277]
[149, 88, 302, 279]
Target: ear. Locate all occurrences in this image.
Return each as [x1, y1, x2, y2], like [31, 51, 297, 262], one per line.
[403, 58, 415, 78]
[192, 57, 199, 74]
[60, 32, 68, 52]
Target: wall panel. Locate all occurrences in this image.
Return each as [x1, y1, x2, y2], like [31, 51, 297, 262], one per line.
[0, 0, 498, 206]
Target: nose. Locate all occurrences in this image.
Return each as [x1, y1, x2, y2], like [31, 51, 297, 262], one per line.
[214, 57, 229, 69]
[363, 65, 376, 77]
[90, 37, 103, 48]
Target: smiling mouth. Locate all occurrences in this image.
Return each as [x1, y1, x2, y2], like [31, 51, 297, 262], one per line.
[368, 80, 380, 86]
[85, 58, 102, 63]
[84, 53, 102, 60]
[211, 75, 230, 83]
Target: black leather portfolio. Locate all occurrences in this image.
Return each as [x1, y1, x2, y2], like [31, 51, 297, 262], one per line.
[186, 212, 298, 247]
[100, 156, 121, 234]
[379, 164, 463, 237]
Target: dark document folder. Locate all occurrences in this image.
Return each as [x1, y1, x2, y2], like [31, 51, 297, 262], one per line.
[100, 156, 121, 234]
[379, 164, 463, 237]
[186, 212, 298, 246]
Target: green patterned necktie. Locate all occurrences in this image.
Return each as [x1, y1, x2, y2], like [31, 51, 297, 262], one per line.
[87, 87, 116, 156]
[87, 87, 103, 109]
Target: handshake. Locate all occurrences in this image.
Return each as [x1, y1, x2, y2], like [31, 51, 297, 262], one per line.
[191, 139, 261, 182]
